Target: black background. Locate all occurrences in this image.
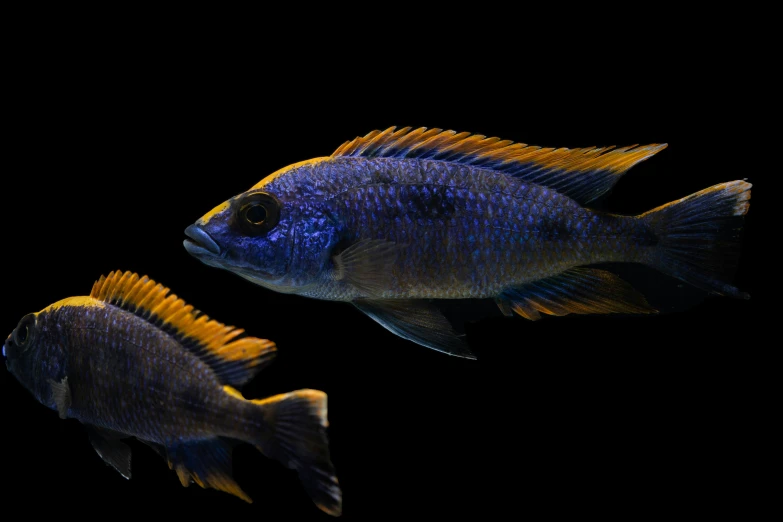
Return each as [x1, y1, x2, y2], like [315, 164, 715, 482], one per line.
[2, 29, 762, 520]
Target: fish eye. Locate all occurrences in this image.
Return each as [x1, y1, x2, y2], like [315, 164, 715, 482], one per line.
[245, 204, 267, 225]
[13, 314, 36, 349]
[237, 191, 281, 235]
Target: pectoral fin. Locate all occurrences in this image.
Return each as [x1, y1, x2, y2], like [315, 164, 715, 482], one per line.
[332, 239, 402, 297]
[87, 426, 132, 479]
[354, 299, 475, 359]
[47, 376, 71, 419]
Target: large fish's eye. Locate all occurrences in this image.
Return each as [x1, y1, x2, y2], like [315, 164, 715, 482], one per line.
[237, 191, 281, 235]
[245, 204, 267, 224]
[13, 314, 36, 349]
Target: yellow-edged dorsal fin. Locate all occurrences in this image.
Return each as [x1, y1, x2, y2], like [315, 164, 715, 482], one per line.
[91, 271, 277, 386]
[332, 126, 667, 205]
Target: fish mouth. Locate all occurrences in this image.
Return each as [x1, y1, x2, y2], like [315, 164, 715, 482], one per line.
[4, 340, 12, 371]
[183, 224, 221, 257]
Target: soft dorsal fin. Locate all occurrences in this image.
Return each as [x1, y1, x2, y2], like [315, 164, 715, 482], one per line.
[332, 126, 667, 205]
[90, 271, 276, 386]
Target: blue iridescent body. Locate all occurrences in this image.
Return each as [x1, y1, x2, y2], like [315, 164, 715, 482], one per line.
[3, 272, 342, 515]
[239, 157, 654, 300]
[185, 127, 751, 358]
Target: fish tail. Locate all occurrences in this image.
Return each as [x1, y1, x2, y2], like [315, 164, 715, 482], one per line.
[639, 180, 751, 298]
[249, 390, 342, 516]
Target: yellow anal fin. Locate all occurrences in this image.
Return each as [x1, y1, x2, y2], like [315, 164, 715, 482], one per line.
[168, 439, 251, 503]
[90, 271, 277, 386]
[332, 126, 667, 204]
[498, 268, 657, 321]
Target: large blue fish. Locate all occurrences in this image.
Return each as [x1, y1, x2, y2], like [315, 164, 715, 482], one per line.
[184, 127, 751, 358]
[3, 271, 342, 515]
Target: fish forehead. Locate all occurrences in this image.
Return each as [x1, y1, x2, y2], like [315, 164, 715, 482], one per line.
[39, 296, 105, 315]
[38, 300, 159, 339]
[252, 157, 331, 191]
[198, 201, 230, 225]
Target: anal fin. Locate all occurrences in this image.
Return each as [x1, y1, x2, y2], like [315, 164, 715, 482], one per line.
[87, 426, 132, 479]
[354, 299, 475, 359]
[166, 439, 250, 503]
[497, 268, 657, 321]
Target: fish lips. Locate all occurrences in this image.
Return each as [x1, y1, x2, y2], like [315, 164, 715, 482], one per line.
[3, 341, 13, 371]
[184, 224, 222, 258]
[183, 224, 284, 279]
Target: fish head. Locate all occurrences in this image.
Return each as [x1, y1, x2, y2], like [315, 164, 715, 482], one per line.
[185, 188, 336, 290]
[3, 313, 40, 390]
[184, 189, 291, 278]
[185, 159, 345, 290]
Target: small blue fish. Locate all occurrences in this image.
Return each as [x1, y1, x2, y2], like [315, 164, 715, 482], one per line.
[184, 127, 751, 358]
[3, 271, 342, 515]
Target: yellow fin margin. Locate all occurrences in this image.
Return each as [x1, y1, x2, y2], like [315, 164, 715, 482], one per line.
[168, 453, 252, 503]
[90, 271, 276, 369]
[223, 385, 245, 400]
[332, 125, 667, 176]
[252, 389, 329, 428]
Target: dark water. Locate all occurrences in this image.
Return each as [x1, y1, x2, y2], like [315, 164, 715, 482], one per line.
[3, 53, 760, 519]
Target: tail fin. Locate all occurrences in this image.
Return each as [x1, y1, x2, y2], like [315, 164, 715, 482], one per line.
[252, 390, 342, 516]
[640, 180, 751, 298]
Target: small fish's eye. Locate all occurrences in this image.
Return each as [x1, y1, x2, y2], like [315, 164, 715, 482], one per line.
[17, 325, 28, 344]
[13, 314, 36, 349]
[237, 191, 281, 235]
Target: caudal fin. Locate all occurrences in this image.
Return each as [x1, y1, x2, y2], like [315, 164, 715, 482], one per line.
[640, 180, 751, 298]
[252, 390, 342, 516]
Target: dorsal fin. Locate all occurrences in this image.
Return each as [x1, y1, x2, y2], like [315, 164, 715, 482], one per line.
[90, 271, 276, 386]
[332, 126, 667, 205]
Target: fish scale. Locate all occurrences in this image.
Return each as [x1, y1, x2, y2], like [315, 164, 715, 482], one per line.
[39, 304, 237, 442]
[4, 271, 342, 515]
[185, 126, 751, 357]
[266, 157, 648, 300]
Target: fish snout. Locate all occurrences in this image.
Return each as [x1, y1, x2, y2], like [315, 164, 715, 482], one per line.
[184, 224, 222, 257]
[4, 337, 16, 372]
[3, 333, 12, 358]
